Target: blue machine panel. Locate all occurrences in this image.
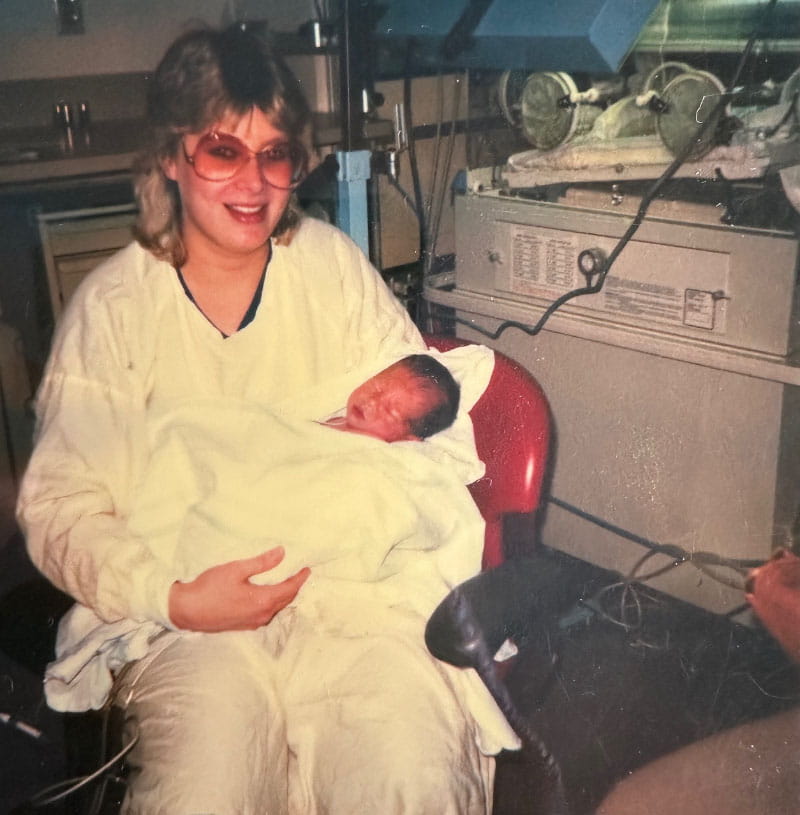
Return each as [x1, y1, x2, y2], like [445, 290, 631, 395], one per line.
[375, 0, 661, 73]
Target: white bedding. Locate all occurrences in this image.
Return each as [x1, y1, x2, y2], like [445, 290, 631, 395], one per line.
[45, 345, 500, 718]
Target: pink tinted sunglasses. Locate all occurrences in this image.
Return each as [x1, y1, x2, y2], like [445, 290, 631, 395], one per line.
[182, 131, 307, 189]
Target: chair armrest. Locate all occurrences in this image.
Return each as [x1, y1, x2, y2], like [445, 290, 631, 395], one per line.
[425, 553, 577, 669]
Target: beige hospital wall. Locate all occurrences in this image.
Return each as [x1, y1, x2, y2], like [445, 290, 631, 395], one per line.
[0, 0, 316, 81]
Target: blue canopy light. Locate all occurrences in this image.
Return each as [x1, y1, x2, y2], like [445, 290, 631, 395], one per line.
[375, 0, 662, 73]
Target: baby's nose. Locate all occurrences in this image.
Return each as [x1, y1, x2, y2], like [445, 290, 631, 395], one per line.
[360, 395, 381, 418]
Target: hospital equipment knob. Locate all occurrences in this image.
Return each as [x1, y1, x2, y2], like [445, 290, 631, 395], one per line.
[577, 247, 606, 283]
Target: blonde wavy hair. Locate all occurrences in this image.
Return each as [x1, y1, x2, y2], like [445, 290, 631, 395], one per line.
[133, 24, 313, 267]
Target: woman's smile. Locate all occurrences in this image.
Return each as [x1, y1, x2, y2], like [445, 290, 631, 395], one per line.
[225, 203, 268, 223]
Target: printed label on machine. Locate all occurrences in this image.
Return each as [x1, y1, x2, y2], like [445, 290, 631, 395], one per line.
[602, 275, 685, 324]
[506, 222, 728, 334]
[509, 227, 582, 297]
[684, 289, 718, 330]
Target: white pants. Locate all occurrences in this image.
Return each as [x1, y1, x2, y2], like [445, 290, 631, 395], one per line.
[113, 611, 494, 815]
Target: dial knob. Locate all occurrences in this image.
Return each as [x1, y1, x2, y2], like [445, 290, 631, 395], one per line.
[577, 248, 606, 280]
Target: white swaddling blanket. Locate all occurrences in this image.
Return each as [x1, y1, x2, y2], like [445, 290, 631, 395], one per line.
[45, 346, 503, 727]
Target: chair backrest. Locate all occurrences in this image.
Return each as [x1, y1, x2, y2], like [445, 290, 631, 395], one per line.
[424, 335, 551, 568]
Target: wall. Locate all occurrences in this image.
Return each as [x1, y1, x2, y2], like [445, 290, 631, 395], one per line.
[0, 1, 321, 130]
[0, 0, 316, 81]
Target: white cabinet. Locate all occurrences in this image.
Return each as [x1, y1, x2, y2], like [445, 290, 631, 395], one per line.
[36, 203, 137, 320]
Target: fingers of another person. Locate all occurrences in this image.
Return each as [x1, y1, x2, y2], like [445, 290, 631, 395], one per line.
[745, 548, 800, 663]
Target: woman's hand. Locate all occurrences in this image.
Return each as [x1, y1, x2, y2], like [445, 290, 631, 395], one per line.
[168, 546, 310, 632]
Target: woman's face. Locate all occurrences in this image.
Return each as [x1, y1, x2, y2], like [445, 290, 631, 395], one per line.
[163, 107, 294, 268]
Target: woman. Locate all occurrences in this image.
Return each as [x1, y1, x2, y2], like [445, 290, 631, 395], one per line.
[18, 24, 501, 814]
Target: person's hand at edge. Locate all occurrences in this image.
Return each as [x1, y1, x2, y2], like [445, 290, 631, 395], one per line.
[746, 548, 800, 663]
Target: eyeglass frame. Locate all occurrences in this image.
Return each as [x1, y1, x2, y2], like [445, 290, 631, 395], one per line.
[180, 130, 308, 189]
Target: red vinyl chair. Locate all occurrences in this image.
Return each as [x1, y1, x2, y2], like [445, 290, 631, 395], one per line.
[424, 334, 551, 568]
[424, 336, 568, 813]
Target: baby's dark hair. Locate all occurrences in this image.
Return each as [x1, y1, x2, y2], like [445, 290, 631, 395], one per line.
[399, 354, 461, 439]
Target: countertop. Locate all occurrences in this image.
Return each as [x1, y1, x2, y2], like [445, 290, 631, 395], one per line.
[0, 118, 145, 188]
[0, 112, 387, 190]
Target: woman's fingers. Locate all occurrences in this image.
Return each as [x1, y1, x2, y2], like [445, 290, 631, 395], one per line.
[234, 546, 286, 579]
[168, 550, 310, 631]
[248, 567, 311, 620]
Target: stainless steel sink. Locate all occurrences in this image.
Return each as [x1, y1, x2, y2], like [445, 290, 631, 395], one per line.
[0, 142, 64, 165]
[0, 120, 144, 183]
[0, 146, 42, 164]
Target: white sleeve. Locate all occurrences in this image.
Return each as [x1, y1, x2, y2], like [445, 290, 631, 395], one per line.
[17, 282, 175, 627]
[331, 226, 426, 364]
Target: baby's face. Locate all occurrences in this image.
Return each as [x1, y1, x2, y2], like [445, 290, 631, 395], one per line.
[346, 362, 442, 442]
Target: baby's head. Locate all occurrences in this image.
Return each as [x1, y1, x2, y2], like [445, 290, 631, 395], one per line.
[345, 354, 460, 443]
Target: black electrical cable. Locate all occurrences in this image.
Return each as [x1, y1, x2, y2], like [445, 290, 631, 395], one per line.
[446, 0, 780, 342]
[550, 495, 763, 573]
[403, 40, 429, 264]
[426, 69, 446, 235]
[387, 173, 421, 222]
[429, 73, 463, 273]
[552, 493, 768, 629]
[26, 724, 138, 809]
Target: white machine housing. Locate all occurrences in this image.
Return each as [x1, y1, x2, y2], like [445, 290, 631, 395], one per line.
[427, 188, 800, 615]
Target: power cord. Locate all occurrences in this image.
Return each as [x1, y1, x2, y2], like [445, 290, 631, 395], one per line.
[26, 717, 137, 810]
[550, 494, 766, 635]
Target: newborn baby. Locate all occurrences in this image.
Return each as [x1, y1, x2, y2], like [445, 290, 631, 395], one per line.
[322, 354, 460, 442]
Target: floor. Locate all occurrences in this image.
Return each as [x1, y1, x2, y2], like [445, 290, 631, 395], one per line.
[0, 533, 72, 815]
[492, 549, 800, 814]
[1, 530, 798, 815]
